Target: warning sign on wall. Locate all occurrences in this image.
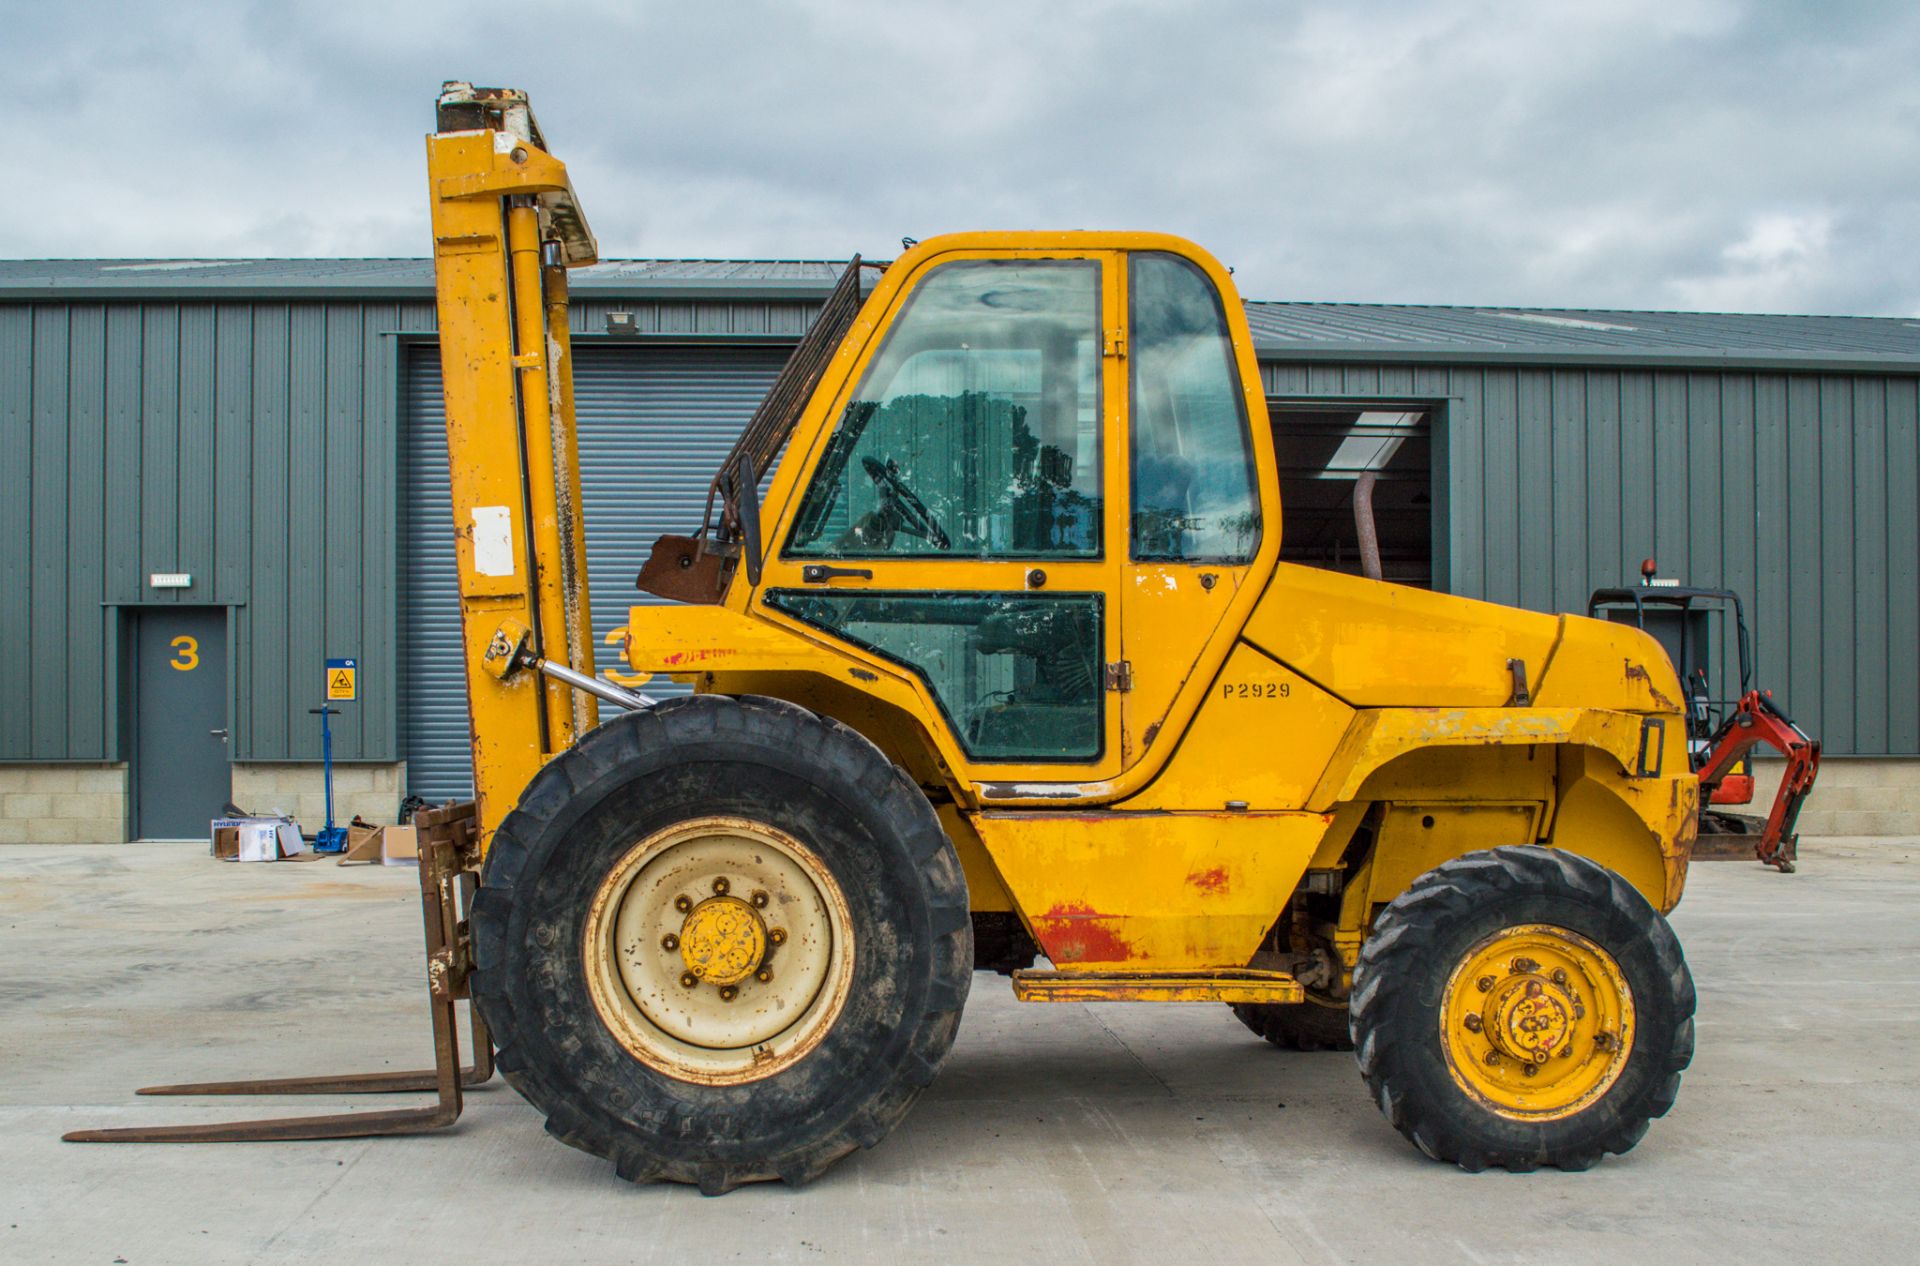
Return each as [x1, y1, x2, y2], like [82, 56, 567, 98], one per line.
[326, 657, 359, 702]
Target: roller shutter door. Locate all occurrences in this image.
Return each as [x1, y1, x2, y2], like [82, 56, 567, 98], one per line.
[400, 343, 791, 801]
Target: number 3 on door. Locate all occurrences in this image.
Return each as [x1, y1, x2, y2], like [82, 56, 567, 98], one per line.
[170, 635, 199, 671]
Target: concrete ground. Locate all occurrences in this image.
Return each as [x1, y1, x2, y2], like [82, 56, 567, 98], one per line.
[2, 839, 1915, 1266]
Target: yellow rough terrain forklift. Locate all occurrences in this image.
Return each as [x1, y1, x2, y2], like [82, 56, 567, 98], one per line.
[72, 84, 1702, 1192]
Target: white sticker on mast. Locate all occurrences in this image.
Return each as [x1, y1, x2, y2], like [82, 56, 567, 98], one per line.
[471, 505, 516, 577]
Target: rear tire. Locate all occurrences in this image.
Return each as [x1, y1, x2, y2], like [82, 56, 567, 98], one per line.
[1230, 994, 1353, 1051]
[1350, 846, 1694, 1172]
[469, 694, 972, 1194]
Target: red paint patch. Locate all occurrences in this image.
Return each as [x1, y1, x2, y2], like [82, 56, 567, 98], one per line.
[1187, 865, 1230, 895]
[1031, 902, 1140, 965]
[659, 647, 735, 667]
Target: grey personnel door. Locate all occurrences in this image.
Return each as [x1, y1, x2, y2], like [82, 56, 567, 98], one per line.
[134, 607, 231, 840]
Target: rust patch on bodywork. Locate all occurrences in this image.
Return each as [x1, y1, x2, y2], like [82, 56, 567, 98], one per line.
[1030, 902, 1140, 965]
[1623, 659, 1679, 711]
[634, 534, 729, 604]
[659, 647, 735, 667]
[1187, 865, 1230, 895]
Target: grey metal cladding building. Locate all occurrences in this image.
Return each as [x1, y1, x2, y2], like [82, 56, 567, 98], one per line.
[1, 257, 1915, 843]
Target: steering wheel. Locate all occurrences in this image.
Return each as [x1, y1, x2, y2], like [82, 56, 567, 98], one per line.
[860, 456, 951, 549]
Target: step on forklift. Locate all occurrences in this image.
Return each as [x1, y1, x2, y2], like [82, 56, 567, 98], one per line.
[1589, 560, 1821, 873]
[71, 83, 1711, 1189]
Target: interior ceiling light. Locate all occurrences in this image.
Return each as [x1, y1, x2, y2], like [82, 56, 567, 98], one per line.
[1323, 411, 1423, 474]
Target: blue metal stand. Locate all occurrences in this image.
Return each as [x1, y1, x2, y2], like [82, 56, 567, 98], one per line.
[309, 704, 348, 853]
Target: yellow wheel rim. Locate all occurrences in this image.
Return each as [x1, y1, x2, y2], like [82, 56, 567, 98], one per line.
[582, 816, 855, 1086]
[1439, 924, 1635, 1121]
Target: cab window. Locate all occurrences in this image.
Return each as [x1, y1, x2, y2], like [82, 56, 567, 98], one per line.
[788, 259, 1103, 559]
[1129, 252, 1260, 562]
[765, 590, 1103, 762]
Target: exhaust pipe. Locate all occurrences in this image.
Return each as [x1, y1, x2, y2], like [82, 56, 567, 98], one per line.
[1354, 471, 1383, 581]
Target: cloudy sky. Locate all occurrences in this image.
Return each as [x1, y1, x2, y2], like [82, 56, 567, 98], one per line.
[9, 1, 1919, 314]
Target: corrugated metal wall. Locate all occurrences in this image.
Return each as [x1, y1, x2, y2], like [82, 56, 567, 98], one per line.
[400, 341, 790, 801]
[1263, 361, 1920, 755]
[5, 292, 1915, 766]
[0, 300, 425, 764]
[0, 295, 816, 767]
[398, 349, 465, 794]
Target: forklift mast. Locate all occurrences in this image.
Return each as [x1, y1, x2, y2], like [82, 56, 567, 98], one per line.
[424, 82, 602, 837]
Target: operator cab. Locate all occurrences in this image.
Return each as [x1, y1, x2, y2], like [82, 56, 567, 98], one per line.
[654, 235, 1278, 780]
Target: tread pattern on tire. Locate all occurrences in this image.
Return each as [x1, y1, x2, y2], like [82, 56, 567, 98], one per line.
[1230, 996, 1354, 1051]
[1348, 845, 1695, 1173]
[468, 693, 972, 1194]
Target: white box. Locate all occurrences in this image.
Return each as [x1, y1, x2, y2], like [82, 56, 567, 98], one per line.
[237, 822, 280, 862]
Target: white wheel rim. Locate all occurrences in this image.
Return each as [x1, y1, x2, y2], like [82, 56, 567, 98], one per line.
[583, 815, 854, 1085]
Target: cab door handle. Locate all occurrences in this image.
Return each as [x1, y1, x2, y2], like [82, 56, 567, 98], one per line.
[801, 564, 873, 584]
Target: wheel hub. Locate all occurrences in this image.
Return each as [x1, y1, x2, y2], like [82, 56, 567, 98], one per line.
[678, 896, 767, 987]
[1439, 923, 1635, 1121]
[1485, 976, 1575, 1065]
[581, 816, 854, 1086]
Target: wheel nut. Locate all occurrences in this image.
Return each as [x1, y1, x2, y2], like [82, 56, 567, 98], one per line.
[1476, 975, 1496, 993]
[1511, 957, 1538, 975]
[718, 985, 737, 1002]
[679, 972, 698, 988]
[1462, 1014, 1483, 1033]
[661, 933, 679, 951]
[712, 877, 730, 896]
[1522, 1063, 1537, 1078]
[1595, 1032, 1620, 1053]
[751, 890, 770, 908]
[755, 968, 772, 983]
[1483, 1051, 1501, 1067]
[1551, 968, 1568, 986]
[674, 895, 692, 913]
[769, 928, 787, 946]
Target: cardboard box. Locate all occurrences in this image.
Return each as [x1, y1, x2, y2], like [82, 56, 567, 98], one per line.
[239, 821, 307, 861]
[238, 822, 279, 861]
[339, 822, 383, 863]
[210, 816, 307, 862]
[338, 822, 418, 867]
[381, 824, 418, 866]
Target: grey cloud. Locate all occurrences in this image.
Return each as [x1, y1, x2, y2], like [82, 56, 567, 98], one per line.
[6, 0, 1917, 315]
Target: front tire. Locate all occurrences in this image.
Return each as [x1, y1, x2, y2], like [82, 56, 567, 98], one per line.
[1350, 846, 1694, 1172]
[469, 695, 972, 1194]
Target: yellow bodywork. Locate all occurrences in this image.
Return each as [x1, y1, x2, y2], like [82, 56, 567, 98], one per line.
[426, 98, 599, 832]
[429, 105, 1698, 993]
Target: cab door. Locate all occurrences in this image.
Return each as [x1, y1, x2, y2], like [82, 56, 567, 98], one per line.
[1117, 251, 1271, 766]
[755, 248, 1129, 781]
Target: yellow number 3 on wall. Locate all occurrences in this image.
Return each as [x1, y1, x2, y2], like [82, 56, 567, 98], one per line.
[170, 635, 199, 671]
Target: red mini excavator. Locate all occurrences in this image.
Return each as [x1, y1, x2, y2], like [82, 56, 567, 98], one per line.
[1590, 561, 1821, 873]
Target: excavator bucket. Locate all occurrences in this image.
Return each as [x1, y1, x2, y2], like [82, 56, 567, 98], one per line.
[64, 803, 492, 1143]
